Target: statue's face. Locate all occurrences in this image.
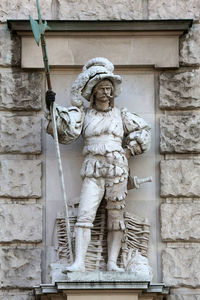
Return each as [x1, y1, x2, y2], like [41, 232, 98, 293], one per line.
[93, 79, 113, 103]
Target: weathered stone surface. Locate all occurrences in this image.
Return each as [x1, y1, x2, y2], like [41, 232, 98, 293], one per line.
[159, 70, 200, 109]
[0, 247, 41, 288]
[180, 25, 200, 65]
[160, 160, 200, 197]
[0, 70, 42, 111]
[0, 116, 41, 154]
[0, 290, 34, 300]
[161, 202, 200, 241]
[0, 0, 51, 21]
[0, 160, 42, 198]
[58, 0, 143, 20]
[168, 294, 200, 300]
[0, 24, 20, 67]
[0, 204, 42, 242]
[11, 34, 21, 67]
[148, 0, 200, 20]
[163, 243, 200, 287]
[160, 115, 200, 153]
[0, 0, 143, 21]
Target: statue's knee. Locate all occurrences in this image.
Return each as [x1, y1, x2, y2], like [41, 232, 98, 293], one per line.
[75, 221, 93, 229]
[107, 209, 125, 231]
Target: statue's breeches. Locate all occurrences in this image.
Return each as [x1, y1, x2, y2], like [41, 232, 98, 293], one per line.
[75, 176, 127, 231]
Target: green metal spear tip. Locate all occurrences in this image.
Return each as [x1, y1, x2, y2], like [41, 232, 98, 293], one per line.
[29, 16, 50, 46]
[29, 0, 50, 46]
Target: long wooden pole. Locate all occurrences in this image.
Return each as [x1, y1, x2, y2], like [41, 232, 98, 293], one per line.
[33, 0, 73, 263]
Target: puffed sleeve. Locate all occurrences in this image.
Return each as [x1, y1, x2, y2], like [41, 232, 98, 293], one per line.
[121, 108, 151, 156]
[46, 104, 85, 145]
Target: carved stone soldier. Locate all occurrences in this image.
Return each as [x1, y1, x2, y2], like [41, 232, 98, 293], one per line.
[46, 57, 151, 272]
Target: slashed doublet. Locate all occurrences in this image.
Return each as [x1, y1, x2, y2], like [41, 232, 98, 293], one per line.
[46, 105, 150, 229]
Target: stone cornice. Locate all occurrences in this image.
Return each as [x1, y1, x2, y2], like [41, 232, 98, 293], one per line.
[7, 19, 193, 69]
[34, 281, 169, 299]
[7, 19, 193, 34]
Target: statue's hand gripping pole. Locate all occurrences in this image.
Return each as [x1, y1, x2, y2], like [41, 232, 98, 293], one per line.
[30, 0, 73, 264]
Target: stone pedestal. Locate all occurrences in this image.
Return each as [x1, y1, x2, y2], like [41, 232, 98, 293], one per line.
[34, 272, 169, 300]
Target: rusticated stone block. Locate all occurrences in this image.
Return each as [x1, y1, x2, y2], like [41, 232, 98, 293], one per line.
[160, 115, 200, 153]
[0, 0, 51, 21]
[0, 70, 42, 111]
[0, 0, 143, 21]
[0, 160, 42, 198]
[162, 243, 200, 287]
[148, 0, 200, 20]
[0, 247, 41, 288]
[160, 160, 200, 197]
[0, 290, 34, 300]
[58, 0, 143, 20]
[160, 70, 200, 109]
[0, 24, 20, 66]
[168, 293, 200, 300]
[161, 202, 200, 241]
[180, 25, 200, 65]
[0, 204, 42, 242]
[0, 116, 41, 154]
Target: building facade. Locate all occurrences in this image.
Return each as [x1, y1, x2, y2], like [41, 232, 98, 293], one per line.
[0, 1, 200, 299]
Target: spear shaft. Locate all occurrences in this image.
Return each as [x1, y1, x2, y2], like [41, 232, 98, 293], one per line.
[30, 0, 73, 263]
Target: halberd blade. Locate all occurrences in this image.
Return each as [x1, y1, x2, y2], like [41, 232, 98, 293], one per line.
[29, 16, 41, 46]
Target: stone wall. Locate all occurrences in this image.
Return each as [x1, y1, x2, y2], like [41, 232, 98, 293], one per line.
[0, 2, 43, 298]
[0, 0, 200, 299]
[158, 4, 200, 297]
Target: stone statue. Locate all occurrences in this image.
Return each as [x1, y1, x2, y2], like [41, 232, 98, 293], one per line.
[46, 57, 151, 273]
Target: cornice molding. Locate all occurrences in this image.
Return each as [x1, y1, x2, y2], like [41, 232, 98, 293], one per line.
[7, 19, 193, 34]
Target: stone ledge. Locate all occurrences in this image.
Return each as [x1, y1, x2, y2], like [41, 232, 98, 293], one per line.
[8, 20, 192, 33]
[52, 268, 152, 284]
[34, 280, 169, 298]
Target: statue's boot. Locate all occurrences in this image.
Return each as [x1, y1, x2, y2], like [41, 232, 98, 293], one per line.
[64, 227, 91, 272]
[107, 231, 124, 272]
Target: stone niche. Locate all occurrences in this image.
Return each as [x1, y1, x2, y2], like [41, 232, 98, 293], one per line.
[8, 19, 192, 300]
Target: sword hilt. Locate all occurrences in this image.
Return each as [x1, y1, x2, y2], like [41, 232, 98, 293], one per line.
[127, 175, 152, 190]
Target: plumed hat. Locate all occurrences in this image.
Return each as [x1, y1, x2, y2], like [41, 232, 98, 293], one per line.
[71, 57, 122, 107]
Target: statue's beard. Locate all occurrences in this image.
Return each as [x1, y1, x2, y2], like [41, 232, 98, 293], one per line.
[94, 97, 113, 112]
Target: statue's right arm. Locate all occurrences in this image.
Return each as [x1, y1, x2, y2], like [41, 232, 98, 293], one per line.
[45, 103, 85, 145]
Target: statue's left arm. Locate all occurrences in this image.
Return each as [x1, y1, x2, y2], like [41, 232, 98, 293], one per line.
[121, 108, 151, 157]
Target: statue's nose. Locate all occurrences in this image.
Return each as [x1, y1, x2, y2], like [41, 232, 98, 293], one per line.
[105, 89, 109, 95]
